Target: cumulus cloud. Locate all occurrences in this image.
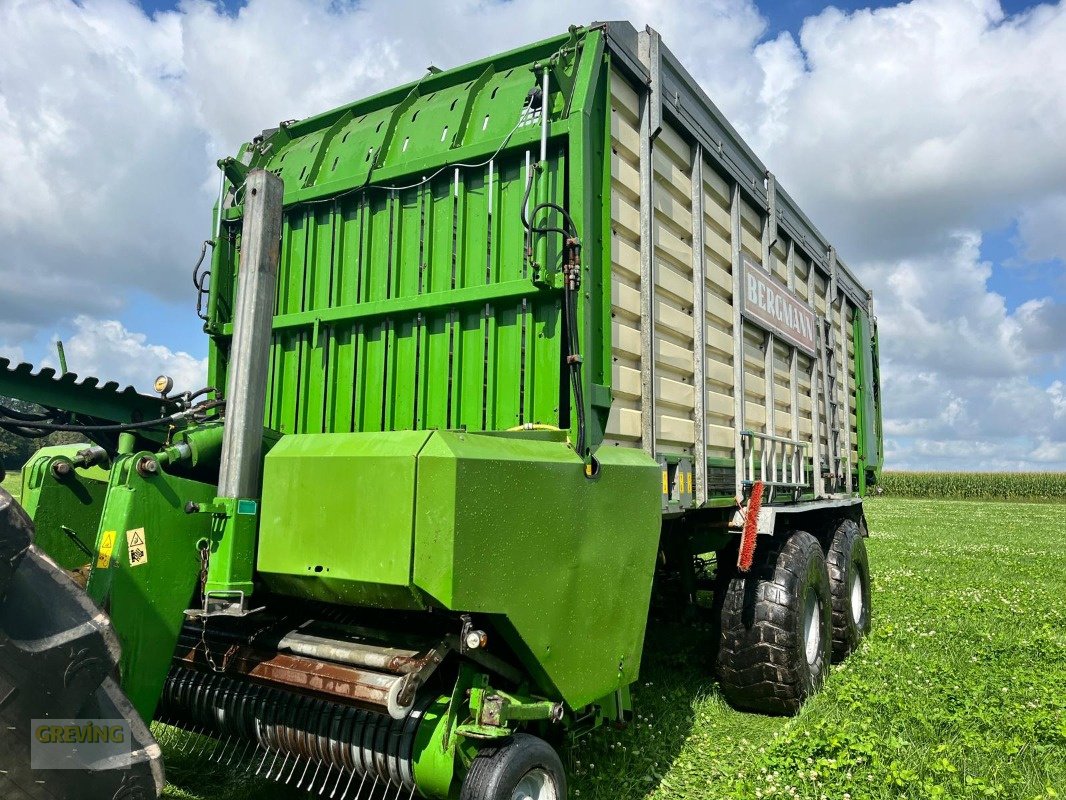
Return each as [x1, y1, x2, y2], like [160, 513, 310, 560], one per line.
[0, 0, 1063, 469]
[38, 315, 207, 394]
[1017, 194, 1066, 264]
[861, 232, 1064, 379]
[748, 0, 1066, 262]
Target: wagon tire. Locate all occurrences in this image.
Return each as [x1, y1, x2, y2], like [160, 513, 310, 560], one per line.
[460, 733, 566, 800]
[715, 530, 832, 715]
[825, 518, 871, 661]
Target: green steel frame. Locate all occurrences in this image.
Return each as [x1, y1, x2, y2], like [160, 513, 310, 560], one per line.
[206, 30, 601, 455]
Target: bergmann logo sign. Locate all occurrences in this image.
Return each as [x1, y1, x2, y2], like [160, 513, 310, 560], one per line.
[740, 254, 817, 355]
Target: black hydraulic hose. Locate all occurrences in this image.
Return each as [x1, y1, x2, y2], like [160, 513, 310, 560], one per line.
[562, 278, 587, 458]
[0, 403, 55, 423]
[520, 190, 588, 459]
[193, 239, 214, 322]
[0, 399, 224, 436]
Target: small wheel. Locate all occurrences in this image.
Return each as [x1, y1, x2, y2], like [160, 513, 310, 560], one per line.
[716, 530, 832, 715]
[460, 733, 566, 800]
[825, 518, 871, 661]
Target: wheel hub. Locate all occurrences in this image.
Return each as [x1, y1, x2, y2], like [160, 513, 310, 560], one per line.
[802, 587, 821, 667]
[849, 568, 864, 625]
[512, 768, 558, 800]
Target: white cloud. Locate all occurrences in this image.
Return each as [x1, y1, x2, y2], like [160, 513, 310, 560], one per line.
[0, 0, 1064, 470]
[1017, 194, 1066, 264]
[37, 315, 207, 394]
[861, 231, 1066, 379]
[747, 0, 1066, 261]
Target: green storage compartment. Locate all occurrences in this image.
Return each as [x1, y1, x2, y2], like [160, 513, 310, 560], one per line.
[257, 428, 661, 708]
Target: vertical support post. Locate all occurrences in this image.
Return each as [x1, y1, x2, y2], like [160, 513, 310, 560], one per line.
[689, 145, 708, 506]
[764, 339, 775, 437]
[761, 206, 775, 501]
[206, 169, 283, 608]
[730, 184, 746, 502]
[218, 169, 284, 500]
[637, 28, 662, 458]
[824, 248, 840, 493]
[809, 276, 824, 499]
[539, 64, 549, 164]
[56, 340, 69, 376]
[841, 299, 853, 494]
[765, 171, 778, 254]
[786, 241, 800, 490]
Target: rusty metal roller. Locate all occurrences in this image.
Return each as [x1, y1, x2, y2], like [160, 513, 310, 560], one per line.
[158, 666, 431, 797]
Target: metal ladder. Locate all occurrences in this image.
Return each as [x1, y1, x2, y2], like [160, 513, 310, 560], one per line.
[819, 316, 843, 493]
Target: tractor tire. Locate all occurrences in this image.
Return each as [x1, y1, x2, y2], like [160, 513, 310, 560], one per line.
[460, 733, 566, 800]
[825, 518, 871, 662]
[716, 530, 832, 715]
[0, 488, 164, 800]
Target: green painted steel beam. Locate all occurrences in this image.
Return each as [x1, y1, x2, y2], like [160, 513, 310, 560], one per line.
[220, 278, 554, 335]
[220, 120, 574, 218]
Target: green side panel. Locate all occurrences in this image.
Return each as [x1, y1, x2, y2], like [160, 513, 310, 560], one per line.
[207, 31, 597, 442]
[414, 431, 661, 709]
[19, 446, 110, 571]
[256, 431, 433, 609]
[85, 456, 216, 722]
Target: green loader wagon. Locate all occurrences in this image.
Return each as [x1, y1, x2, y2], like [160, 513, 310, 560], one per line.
[0, 20, 883, 800]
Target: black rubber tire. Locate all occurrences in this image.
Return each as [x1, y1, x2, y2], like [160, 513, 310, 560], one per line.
[460, 733, 566, 800]
[0, 488, 164, 800]
[825, 518, 872, 662]
[716, 530, 832, 715]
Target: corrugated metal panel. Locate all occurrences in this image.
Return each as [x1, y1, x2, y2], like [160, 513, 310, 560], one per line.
[652, 118, 696, 456]
[606, 70, 644, 448]
[606, 66, 867, 501]
[212, 32, 576, 440]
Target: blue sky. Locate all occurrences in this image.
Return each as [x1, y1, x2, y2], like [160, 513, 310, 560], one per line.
[1, 0, 1064, 469]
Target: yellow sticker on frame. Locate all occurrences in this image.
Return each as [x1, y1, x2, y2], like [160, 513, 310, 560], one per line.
[127, 528, 148, 567]
[97, 530, 116, 569]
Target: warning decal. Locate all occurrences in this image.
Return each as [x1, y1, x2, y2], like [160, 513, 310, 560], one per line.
[97, 531, 116, 569]
[127, 528, 148, 567]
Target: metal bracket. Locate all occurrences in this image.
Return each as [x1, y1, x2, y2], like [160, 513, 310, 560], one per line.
[184, 590, 264, 619]
[766, 171, 779, 250]
[637, 27, 662, 138]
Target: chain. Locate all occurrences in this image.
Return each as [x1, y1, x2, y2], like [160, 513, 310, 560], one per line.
[197, 543, 223, 673]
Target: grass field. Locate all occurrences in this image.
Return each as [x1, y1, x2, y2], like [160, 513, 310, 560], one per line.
[158, 496, 1066, 800]
[1, 470, 20, 501]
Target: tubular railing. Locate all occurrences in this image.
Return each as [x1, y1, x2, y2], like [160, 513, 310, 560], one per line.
[740, 430, 811, 499]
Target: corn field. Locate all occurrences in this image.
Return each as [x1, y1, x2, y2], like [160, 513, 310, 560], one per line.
[877, 471, 1066, 502]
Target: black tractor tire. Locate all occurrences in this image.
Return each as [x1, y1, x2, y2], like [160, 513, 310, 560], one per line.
[0, 488, 164, 800]
[460, 733, 566, 800]
[825, 518, 871, 662]
[716, 530, 832, 715]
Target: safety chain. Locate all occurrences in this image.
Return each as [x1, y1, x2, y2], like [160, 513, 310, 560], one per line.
[197, 543, 224, 673]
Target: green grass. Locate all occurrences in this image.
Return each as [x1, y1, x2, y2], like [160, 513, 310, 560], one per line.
[879, 471, 1066, 502]
[158, 498, 1066, 800]
[1, 469, 20, 501]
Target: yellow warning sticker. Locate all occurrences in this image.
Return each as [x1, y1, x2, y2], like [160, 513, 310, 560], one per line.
[97, 531, 116, 569]
[127, 528, 148, 568]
